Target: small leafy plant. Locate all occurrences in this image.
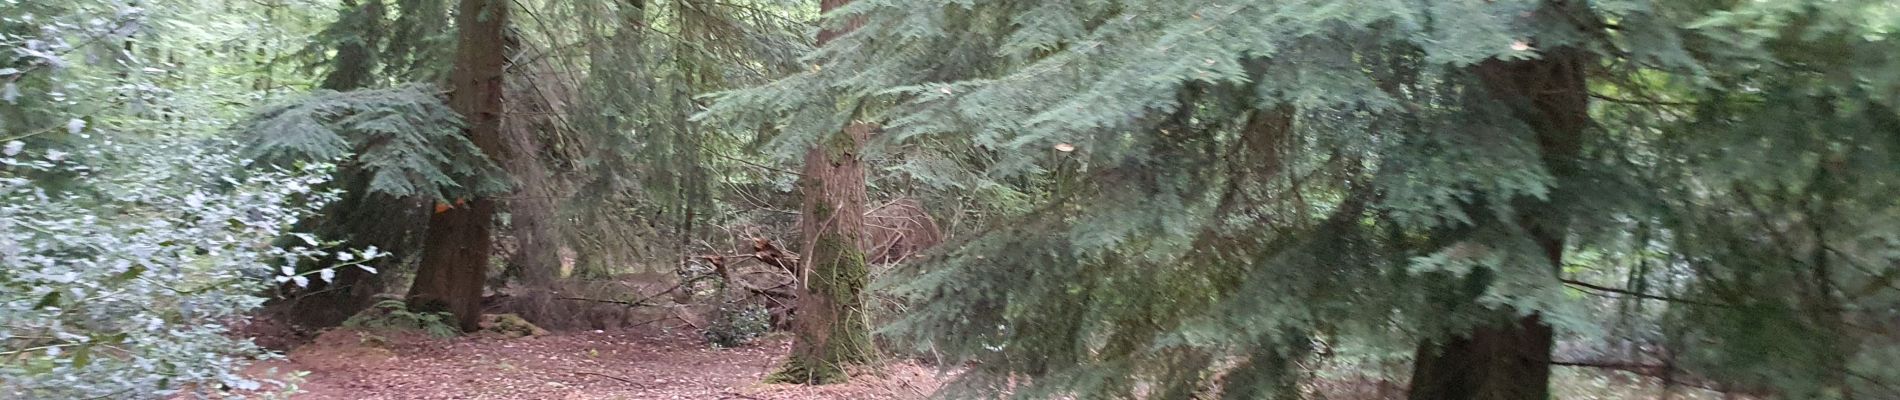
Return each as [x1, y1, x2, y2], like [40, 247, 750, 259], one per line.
[701, 301, 771, 348]
[341, 299, 461, 338]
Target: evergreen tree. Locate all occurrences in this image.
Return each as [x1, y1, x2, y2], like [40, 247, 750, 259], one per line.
[1409, 3, 1591, 398]
[495, 29, 571, 287]
[559, 0, 809, 280]
[261, 0, 408, 329]
[407, 0, 511, 331]
[764, 0, 876, 385]
[255, 0, 479, 329]
[707, 0, 1900, 397]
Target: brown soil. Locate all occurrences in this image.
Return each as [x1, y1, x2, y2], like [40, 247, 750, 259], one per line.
[245, 328, 945, 399]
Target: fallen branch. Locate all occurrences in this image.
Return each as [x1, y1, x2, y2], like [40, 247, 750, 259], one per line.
[555, 296, 659, 308]
[555, 273, 718, 309]
[570, 370, 645, 387]
[674, 307, 705, 330]
[1550, 360, 1667, 375]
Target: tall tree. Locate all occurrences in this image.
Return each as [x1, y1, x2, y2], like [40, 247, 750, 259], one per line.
[704, 0, 1900, 397]
[765, 0, 873, 385]
[407, 0, 510, 332]
[1408, 17, 1592, 400]
[264, 0, 403, 329]
[254, 0, 473, 331]
[496, 28, 568, 288]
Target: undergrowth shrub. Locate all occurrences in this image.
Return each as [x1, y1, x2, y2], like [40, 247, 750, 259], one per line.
[342, 299, 461, 338]
[702, 300, 771, 348]
[0, 137, 374, 398]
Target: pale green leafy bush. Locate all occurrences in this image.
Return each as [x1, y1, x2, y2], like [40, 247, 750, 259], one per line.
[0, 137, 375, 398]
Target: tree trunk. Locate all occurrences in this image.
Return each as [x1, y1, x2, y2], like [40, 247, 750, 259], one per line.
[499, 29, 564, 288]
[407, 0, 508, 332]
[501, 183, 561, 287]
[1408, 31, 1590, 400]
[769, 120, 876, 384]
[767, 0, 872, 384]
[1410, 315, 1557, 400]
[1219, 332, 1312, 400]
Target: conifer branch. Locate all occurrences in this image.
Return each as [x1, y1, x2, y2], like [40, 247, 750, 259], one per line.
[713, 150, 803, 176]
[570, 370, 646, 387]
[1588, 93, 1698, 107]
[1849, 370, 1900, 397]
[1559, 278, 1732, 308]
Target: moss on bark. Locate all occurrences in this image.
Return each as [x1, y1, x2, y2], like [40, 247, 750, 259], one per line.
[766, 205, 874, 384]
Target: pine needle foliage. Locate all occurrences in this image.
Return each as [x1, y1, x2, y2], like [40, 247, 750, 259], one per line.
[235, 84, 504, 329]
[540, 0, 811, 274]
[300, 0, 457, 88]
[306, 0, 388, 91]
[259, 0, 470, 329]
[1620, 2, 1900, 396]
[237, 84, 510, 202]
[706, 0, 1900, 398]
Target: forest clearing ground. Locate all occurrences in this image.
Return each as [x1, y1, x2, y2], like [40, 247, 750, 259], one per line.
[248, 327, 944, 399]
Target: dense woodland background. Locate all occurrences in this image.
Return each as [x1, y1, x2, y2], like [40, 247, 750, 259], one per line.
[4, 0, 1900, 399]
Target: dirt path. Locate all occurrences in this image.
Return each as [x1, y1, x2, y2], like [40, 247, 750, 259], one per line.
[251, 329, 943, 399]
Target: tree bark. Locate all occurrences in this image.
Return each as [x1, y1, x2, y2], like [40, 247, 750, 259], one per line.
[499, 29, 564, 288]
[767, 0, 873, 384]
[1410, 314, 1558, 400]
[407, 0, 508, 332]
[1408, 35, 1590, 400]
[769, 121, 876, 384]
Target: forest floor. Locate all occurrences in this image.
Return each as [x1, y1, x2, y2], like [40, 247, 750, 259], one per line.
[230, 324, 1725, 400]
[244, 327, 945, 400]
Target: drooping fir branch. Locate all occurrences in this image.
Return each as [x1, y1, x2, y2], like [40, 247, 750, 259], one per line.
[236, 84, 511, 202]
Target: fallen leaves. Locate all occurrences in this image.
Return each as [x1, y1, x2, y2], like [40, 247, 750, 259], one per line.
[241, 328, 943, 400]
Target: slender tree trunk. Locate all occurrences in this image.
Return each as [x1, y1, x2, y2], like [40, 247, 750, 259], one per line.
[767, 0, 872, 384]
[501, 174, 561, 287]
[407, 0, 508, 332]
[1408, 36, 1590, 400]
[499, 30, 564, 288]
[1805, 161, 1854, 400]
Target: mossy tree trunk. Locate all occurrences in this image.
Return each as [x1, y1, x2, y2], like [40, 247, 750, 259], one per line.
[763, 0, 874, 384]
[768, 1, 873, 382]
[770, 121, 877, 384]
[1407, 16, 1591, 400]
[406, 0, 508, 333]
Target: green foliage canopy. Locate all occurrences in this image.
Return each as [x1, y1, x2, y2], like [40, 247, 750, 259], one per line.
[705, 0, 1900, 398]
